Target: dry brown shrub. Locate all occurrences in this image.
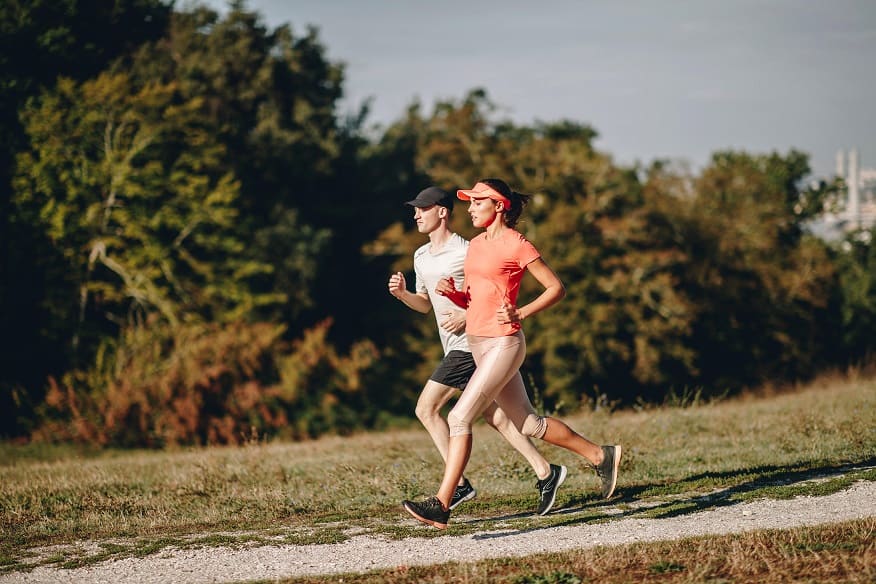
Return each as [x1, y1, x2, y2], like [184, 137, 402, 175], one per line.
[34, 317, 378, 447]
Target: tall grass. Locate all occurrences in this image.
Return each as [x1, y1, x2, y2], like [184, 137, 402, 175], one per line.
[1, 374, 874, 573]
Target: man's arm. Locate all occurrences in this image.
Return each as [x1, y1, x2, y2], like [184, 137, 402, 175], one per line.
[388, 271, 432, 313]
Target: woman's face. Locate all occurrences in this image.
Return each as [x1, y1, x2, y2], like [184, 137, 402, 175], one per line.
[468, 197, 499, 228]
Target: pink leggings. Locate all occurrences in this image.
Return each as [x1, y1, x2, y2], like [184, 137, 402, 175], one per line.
[447, 332, 547, 439]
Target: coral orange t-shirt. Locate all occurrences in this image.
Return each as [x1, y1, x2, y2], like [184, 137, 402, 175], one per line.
[464, 229, 541, 337]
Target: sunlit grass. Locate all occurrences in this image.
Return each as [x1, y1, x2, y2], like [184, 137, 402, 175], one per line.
[1, 373, 874, 574]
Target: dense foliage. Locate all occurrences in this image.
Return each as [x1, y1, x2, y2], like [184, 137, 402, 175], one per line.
[1, 1, 873, 445]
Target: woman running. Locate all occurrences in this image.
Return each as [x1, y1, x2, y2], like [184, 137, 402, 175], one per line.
[402, 178, 622, 529]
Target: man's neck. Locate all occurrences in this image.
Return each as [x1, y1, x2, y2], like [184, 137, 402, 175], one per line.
[428, 224, 454, 251]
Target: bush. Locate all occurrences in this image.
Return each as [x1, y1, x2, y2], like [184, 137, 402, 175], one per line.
[34, 317, 378, 447]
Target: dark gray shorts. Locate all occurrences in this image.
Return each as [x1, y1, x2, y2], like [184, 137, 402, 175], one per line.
[429, 350, 476, 390]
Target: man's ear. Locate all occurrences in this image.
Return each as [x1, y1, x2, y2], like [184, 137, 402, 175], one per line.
[439, 207, 447, 218]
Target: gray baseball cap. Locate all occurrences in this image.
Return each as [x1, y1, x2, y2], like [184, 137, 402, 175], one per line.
[405, 186, 453, 210]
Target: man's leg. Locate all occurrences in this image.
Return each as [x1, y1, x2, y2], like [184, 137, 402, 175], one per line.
[415, 380, 460, 466]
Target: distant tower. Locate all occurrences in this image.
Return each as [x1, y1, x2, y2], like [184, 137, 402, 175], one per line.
[849, 148, 860, 229]
[836, 149, 845, 177]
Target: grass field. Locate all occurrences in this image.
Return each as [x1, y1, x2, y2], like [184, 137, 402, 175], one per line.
[1, 373, 875, 582]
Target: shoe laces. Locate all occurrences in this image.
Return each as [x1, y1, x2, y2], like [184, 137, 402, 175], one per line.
[536, 474, 553, 491]
[424, 496, 447, 512]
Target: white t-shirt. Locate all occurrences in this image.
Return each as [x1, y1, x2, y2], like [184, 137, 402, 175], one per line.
[414, 233, 471, 355]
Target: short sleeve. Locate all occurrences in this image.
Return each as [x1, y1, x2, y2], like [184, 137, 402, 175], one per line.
[515, 235, 541, 269]
[414, 265, 427, 295]
[412, 246, 428, 295]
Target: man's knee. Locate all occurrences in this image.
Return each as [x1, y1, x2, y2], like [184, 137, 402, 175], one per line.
[414, 398, 438, 423]
[416, 382, 452, 422]
[521, 413, 547, 439]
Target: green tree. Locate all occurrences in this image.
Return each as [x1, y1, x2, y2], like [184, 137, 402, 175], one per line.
[127, 2, 347, 327]
[13, 72, 260, 363]
[364, 92, 696, 408]
[834, 228, 876, 362]
[366, 94, 843, 408]
[0, 0, 172, 436]
[661, 151, 840, 390]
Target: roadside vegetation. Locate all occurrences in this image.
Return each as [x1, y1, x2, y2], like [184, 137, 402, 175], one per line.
[2, 373, 873, 576]
[280, 519, 875, 584]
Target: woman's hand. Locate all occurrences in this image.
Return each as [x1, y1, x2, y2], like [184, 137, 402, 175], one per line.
[435, 276, 456, 297]
[435, 276, 469, 309]
[496, 303, 523, 325]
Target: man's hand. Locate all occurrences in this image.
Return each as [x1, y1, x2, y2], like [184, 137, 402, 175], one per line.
[439, 309, 466, 333]
[388, 271, 406, 298]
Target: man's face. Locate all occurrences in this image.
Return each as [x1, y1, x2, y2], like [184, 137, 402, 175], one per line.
[413, 204, 444, 234]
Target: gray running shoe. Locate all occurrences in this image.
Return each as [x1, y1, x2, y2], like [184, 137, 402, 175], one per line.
[535, 464, 567, 515]
[449, 477, 477, 510]
[596, 444, 622, 499]
[402, 496, 450, 529]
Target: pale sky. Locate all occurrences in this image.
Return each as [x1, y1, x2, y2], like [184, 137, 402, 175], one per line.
[200, 0, 876, 178]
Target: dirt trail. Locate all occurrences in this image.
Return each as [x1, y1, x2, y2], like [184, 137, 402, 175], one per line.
[3, 479, 873, 584]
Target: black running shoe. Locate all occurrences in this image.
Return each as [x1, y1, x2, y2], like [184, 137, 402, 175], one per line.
[449, 477, 477, 510]
[596, 444, 622, 499]
[535, 464, 567, 515]
[402, 497, 450, 529]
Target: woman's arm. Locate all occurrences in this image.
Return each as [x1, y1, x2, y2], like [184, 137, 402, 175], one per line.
[435, 276, 469, 309]
[498, 258, 565, 324]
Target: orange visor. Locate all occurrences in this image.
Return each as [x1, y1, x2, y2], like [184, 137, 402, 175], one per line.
[456, 182, 512, 207]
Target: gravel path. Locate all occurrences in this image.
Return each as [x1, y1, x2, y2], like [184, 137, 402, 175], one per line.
[3, 480, 873, 584]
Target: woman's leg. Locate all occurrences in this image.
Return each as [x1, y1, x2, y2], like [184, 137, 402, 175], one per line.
[490, 361, 620, 498]
[541, 418, 603, 465]
[435, 334, 526, 508]
[492, 374, 604, 465]
[481, 402, 551, 479]
[437, 434, 472, 508]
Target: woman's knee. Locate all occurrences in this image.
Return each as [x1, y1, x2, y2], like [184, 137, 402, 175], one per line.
[521, 413, 547, 439]
[447, 408, 473, 437]
[482, 405, 507, 430]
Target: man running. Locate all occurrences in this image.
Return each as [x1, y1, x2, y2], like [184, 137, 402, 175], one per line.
[388, 186, 566, 515]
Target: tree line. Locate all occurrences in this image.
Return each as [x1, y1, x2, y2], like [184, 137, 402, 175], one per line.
[2, 0, 874, 446]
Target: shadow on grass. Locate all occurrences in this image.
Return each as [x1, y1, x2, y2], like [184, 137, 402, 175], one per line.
[467, 456, 876, 540]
